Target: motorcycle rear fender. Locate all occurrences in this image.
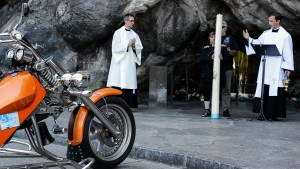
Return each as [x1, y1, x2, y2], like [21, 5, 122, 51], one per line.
[0, 73, 46, 147]
[67, 87, 122, 146]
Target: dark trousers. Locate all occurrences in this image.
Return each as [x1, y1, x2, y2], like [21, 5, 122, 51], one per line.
[252, 85, 286, 119]
[203, 88, 211, 101]
[111, 87, 138, 108]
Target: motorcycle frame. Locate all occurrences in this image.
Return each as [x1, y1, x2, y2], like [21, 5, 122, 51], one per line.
[0, 73, 94, 169]
[0, 3, 125, 168]
[0, 88, 122, 169]
[1, 23, 123, 147]
[0, 79, 122, 169]
[0, 116, 94, 169]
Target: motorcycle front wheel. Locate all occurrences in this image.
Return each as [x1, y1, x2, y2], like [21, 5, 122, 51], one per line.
[67, 96, 136, 168]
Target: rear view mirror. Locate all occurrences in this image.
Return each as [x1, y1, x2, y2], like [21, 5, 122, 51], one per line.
[21, 3, 29, 17]
[12, 3, 29, 31]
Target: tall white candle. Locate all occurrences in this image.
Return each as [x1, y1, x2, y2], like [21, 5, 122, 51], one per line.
[211, 14, 223, 119]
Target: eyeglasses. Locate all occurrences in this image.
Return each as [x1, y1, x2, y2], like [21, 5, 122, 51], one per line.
[127, 20, 135, 22]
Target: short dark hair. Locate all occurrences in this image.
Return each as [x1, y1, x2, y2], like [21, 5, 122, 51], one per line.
[124, 13, 135, 21]
[270, 12, 282, 21]
[207, 31, 215, 42]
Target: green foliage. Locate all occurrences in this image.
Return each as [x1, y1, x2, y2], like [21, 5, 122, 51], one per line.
[287, 88, 300, 110]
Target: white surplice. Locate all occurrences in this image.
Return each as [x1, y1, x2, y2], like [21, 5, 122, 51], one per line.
[245, 26, 294, 97]
[107, 26, 143, 89]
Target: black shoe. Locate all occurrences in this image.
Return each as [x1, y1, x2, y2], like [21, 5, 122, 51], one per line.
[202, 110, 211, 117]
[223, 109, 231, 117]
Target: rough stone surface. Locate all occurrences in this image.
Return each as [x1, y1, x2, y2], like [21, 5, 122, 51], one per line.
[0, 0, 299, 96]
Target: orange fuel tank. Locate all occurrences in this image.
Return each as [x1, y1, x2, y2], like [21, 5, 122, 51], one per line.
[0, 72, 46, 146]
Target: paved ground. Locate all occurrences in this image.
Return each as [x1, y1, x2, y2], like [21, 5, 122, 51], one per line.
[13, 100, 300, 169]
[0, 138, 181, 169]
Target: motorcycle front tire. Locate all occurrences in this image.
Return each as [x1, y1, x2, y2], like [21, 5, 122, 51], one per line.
[67, 96, 136, 168]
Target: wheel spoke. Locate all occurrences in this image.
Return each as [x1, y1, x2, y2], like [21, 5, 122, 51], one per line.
[91, 120, 103, 129]
[98, 141, 104, 152]
[89, 131, 100, 141]
[87, 102, 133, 160]
[89, 119, 104, 141]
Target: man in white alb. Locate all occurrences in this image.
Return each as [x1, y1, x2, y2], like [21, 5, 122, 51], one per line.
[242, 12, 294, 120]
[107, 13, 143, 108]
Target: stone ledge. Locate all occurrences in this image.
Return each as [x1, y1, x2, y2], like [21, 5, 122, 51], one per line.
[130, 146, 242, 169]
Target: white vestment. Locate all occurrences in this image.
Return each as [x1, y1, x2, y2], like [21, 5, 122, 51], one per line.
[245, 26, 294, 97]
[107, 26, 143, 89]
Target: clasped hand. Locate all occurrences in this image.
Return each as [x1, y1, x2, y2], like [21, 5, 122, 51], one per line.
[128, 38, 136, 47]
[211, 53, 223, 60]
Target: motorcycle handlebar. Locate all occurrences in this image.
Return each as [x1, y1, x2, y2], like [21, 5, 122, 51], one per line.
[0, 33, 15, 43]
[0, 39, 14, 43]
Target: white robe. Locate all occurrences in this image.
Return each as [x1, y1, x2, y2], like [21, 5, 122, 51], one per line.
[245, 26, 294, 97]
[107, 26, 143, 89]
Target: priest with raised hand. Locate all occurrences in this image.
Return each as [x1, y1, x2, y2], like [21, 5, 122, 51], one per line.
[107, 13, 143, 108]
[242, 12, 294, 121]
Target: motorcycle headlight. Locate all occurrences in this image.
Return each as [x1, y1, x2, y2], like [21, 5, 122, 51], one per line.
[72, 71, 90, 88]
[6, 49, 15, 59]
[71, 73, 83, 87]
[15, 49, 24, 61]
[60, 73, 72, 86]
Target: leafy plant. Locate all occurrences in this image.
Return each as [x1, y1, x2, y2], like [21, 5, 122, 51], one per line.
[287, 88, 300, 110]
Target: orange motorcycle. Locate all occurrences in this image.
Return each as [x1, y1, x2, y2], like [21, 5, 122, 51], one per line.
[0, 3, 135, 169]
